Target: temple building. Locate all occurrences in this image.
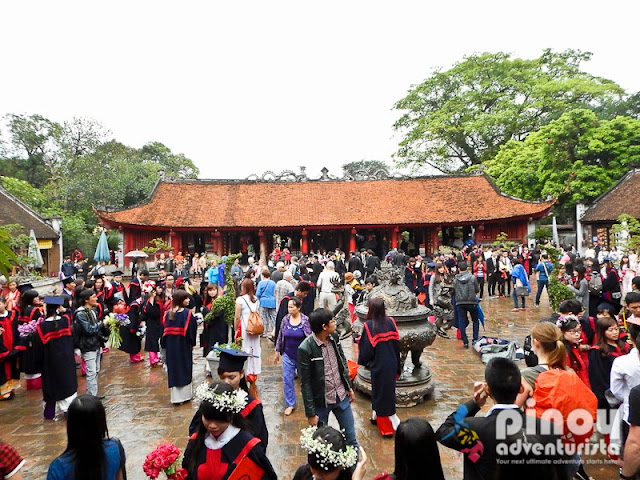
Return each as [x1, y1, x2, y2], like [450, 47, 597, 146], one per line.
[579, 169, 640, 249]
[0, 185, 63, 276]
[95, 170, 554, 263]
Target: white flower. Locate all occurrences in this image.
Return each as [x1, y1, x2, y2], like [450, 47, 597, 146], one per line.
[194, 383, 248, 414]
[300, 426, 357, 470]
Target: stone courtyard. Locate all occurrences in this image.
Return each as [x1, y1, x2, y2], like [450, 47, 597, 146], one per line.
[1, 290, 618, 479]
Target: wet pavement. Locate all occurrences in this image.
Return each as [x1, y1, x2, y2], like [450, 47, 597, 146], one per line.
[1, 288, 619, 479]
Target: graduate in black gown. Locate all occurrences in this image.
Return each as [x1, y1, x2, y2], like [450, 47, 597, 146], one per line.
[119, 294, 145, 363]
[183, 381, 276, 480]
[105, 271, 127, 310]
[189, 348, 268, 448]
[142, 282, 164, 367]
[200, 284, 229, 375]
[33, 296, 78, 419]
[0, 297, 19, 400]
[161, 290, 197, 404]
[357, 297, 401, 436]
[15, 289, 43, 390]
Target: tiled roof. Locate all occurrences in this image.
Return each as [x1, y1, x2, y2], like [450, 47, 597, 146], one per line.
[0, 186, 58, 239]
[581, 170, 640, 223]
[96, 174, 554, 229]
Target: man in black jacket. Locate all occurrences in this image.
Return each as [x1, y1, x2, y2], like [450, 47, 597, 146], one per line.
[297, 308, 358, 448]
[486, 249, 500, 297]
[365, 249, 381, 280]
[437, 358, 569, 480]
[74, 289, 109, 399]
[347, 251, 363, 274]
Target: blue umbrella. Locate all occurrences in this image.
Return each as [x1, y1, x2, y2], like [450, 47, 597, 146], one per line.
[94, 230, 110, 263]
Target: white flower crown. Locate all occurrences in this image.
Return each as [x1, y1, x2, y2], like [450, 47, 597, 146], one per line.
[194, 383, 248, 414]
[300, 426, 358, 471]
[556, 314, 579, 329]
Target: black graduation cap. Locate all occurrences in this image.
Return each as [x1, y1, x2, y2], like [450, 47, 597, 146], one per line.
[17, 283, 34, 294]
[215, 347, 257, 373]
[111, 270, 124, 276]
[61, 276, 75, 285]
[139, 269, 150, 276]
[44, 296, 65, 306]
[427, 262, 436, 268]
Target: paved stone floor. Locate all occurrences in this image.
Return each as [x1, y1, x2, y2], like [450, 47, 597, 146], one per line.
[1, 288, 619, 479]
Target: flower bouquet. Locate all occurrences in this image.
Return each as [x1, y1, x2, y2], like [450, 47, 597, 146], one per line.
[143, 443, 186, 479]
[104, 313, 130, 349]
[17, 320, 38, 338]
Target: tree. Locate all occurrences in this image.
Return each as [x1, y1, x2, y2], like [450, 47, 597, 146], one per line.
[393, 49, 625, 173]
[612, 214, 640, 252]
[3, 114, 63, 186]
[342, 160, 390, 179]
[485, 109, 640, 206]
[0, 228, 18, 278]
[139, 142, 199, 179]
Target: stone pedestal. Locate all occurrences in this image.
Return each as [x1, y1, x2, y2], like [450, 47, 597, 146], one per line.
[353, 267, 437, 408]
[354, 364, 435, 408]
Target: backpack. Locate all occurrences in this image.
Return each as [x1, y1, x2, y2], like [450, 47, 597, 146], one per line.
[523, 334, 538, 367]
[531, 369, 597, 446]
[242, 297, 264, 336]
[587, 272, 603, 295]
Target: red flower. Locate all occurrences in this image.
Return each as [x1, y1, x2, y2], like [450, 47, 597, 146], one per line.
[143, 443, 182, 479]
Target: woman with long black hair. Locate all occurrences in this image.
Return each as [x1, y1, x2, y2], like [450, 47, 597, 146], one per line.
[142, 282, 163, 367]
[16, 289, 43, 390]
[201, 283, 228, 376]
[189, 348, 269, 447]
[182, 381, 276, 480]
[161, 290, 197, 404]
[374, 417, 445, 480]
[47, 394, 126, 480]
[357, 297, 401, 436]
[33, 296, 77, 420]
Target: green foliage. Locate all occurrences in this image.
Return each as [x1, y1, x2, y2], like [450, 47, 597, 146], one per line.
[528, 227, 552, 244]
[611, 214, 640, 252]
[486, 109, 640, 206]
[0, 224, 30, 251]
[342, 160, 390, 178]
[0, 229, 18, 277]
[0, 113, 200, 257]
[205, 254, 242, 328]
[548, 277, 576, 311]
[142, 238, 172, 255]
[394, 49, 624, 173]
[3, 114, 63, 186]
[0, 176, 49, 210]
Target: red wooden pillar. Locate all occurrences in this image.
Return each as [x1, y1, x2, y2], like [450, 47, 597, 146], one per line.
[430, 226, 441, 254]
[349, 228, 357, 253]
[169, 230, 182, 254]
[301, 228, 309, 254]
[391, 227, 399, 249]
[258, 229, 267, 262]
[213, 230, 221, 255]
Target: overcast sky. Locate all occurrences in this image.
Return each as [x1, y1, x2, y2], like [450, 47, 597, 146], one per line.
[1, 1, 638, 180]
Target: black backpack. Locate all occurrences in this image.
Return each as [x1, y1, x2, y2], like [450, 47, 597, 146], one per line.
[523, 334, 539, 367]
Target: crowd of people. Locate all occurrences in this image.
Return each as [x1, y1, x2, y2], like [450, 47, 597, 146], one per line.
[2, 241, 640, 479]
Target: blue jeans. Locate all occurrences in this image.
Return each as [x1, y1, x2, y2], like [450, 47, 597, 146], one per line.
[281, 353, 297, 407]
[316, 395, 358, 448]
[535, 279, 549, 305]
[456, 304, 479, 345]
